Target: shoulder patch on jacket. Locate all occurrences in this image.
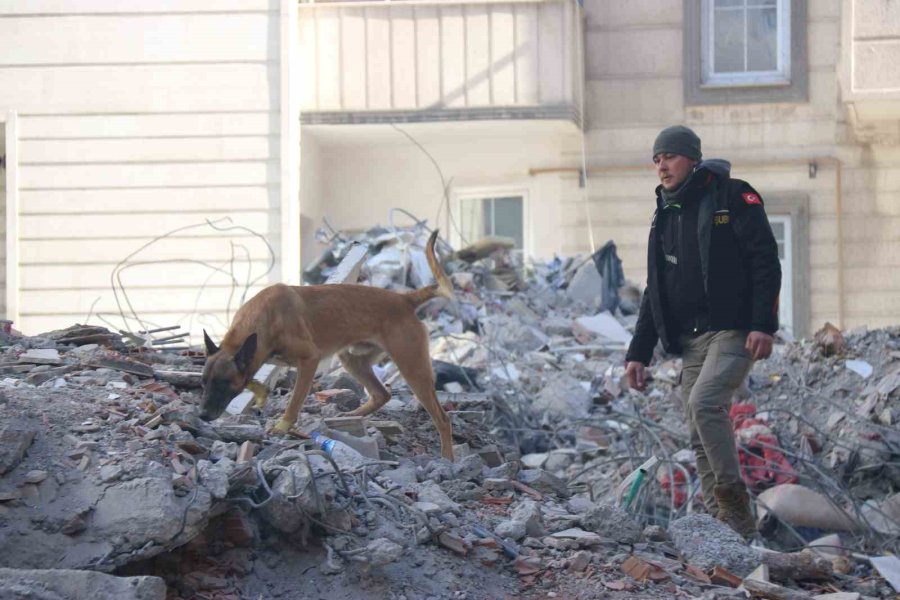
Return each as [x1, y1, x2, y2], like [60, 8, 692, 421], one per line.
[742, 192, 762, 206]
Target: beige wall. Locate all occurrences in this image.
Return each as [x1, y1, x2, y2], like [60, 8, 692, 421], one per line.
[561, 0, 900, 334]
[0, 1, 283, 337]
[300, 129, 324, 266]
[0, 126, 5, 319]
[301, 121, 579, 263]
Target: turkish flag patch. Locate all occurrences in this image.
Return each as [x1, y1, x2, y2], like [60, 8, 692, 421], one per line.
[742, 192, 762, 205]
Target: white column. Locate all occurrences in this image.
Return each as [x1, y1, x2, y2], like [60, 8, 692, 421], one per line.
[5, 111, 18, 324]
[281, 0, 301, 284]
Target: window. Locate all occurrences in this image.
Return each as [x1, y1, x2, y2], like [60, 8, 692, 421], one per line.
[458, 195, 524, 251]
[768, 215, 793, 336]
[702, 0, 790, 87]
[684, 0, 806, 105]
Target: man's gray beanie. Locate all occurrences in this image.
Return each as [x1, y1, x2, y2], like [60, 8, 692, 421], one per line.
[652, 125, 702, 161]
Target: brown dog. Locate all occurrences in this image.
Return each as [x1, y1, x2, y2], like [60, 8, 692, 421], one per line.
[199, 230, 456, 460]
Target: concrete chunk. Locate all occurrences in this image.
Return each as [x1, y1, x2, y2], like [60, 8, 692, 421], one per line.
[0, 568, 165, 600]
[0, 425, 37, 475]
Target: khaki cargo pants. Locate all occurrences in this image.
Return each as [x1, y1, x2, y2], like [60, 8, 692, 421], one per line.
[679, 330, 753, 514]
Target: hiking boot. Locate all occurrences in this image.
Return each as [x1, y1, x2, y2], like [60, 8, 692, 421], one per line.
[713, 482, 756, 539]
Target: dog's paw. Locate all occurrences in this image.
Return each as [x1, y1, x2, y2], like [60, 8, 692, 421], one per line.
[269, 418, 293, 436]
[247, 381, 269, 409]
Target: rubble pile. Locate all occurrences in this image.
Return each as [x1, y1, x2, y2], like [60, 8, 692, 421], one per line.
[0, 222, 897, 599]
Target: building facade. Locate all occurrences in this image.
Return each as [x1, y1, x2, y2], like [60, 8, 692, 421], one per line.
[0, 1, 898, 340]
[0, 0, 300, 338]
[300, 0, 900, 339]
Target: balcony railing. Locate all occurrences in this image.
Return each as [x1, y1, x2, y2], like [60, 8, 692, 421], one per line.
[298, 0, 582, 124]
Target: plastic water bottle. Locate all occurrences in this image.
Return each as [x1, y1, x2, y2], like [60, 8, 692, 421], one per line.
[310, 431, 368, 470]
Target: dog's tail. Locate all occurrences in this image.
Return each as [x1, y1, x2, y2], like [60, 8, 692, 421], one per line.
[406, 229, 454, 307]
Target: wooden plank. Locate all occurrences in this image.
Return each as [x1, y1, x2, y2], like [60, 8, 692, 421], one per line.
[20, 113, 276, 139]
[20, 236, 280, 264]
[391, 6, 417, 109]
[298, 12, 319, 110]
[340, 8, 368, 110]
[366, 8, 392, 110]
[561, 0, 574, 104]
[415, 6, 441, 108]
[18, 311, 244, 340]
[514, 3, 539, 105]
[19, 210, 276, 239]
[440, 5, 466, 108]
[19, 160, 276, 189]
[0, 64, 277, 114]
[19, 136, 277, 163]
[0, 14, 275, 65]
[464, 4, 491, 106]
[537, 2, 563, 103]
[19, 285, 271, 315]
[0, 1, 274, 15]
[21, 260, 275, 290]
[20, 187, 276, 214]
[490, 4, 516, 106]
[316, 8, 342, 109]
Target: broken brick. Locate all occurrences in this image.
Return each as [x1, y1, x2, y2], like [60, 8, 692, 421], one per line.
[621, 555, 670, 582]
[437, 531, 468, 556]
[514, 555, 542, 576]
[709, 565, 743, 587]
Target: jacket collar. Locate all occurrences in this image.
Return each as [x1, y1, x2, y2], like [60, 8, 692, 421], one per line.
[654, 159, 732, 211]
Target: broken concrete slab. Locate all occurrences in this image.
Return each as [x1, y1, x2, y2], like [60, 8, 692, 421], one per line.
[578, 503, 642, 544]
[532, 373, 592, 420]
[0, 568, 166, 600]
[870, 554, 900, 593]
[17, 349, 63, 366]
[415, 480, 461, 514]
[547, 528, 603, 547]
[573, 312, 633, 346]
[669, 514, 759, 577]
[516, 469, 569, 497]
[495, 520, 527, 541]
[0, 424, 37, 474]
[91, 476, 213, 566]
[510, 499, 545, 538]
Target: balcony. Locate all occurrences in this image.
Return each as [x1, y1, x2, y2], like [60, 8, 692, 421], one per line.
[840, 0, 900, 139]
[298, 0, 583, 125]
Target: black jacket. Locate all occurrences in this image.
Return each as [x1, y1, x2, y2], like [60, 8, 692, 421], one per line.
[625, 160, 781, 365]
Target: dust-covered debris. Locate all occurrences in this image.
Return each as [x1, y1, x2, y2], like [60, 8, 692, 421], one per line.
[0, 568, 166, 600]
[0, 220, 898, 599]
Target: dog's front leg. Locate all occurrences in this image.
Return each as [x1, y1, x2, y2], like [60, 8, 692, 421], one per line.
[271, 360, 318, 435]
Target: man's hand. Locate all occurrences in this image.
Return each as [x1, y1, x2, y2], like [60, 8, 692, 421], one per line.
[625, 361, 647, 391]
[745, 331, 774, 360]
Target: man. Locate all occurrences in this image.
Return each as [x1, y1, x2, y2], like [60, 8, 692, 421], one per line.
[624, 125, 781, 538]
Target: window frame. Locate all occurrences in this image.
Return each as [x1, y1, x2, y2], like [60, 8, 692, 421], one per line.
[767, 213, 794, 336]
[701, 0, 792, 88]
[683, 0, 807, 106]
[761, 193, 809, 340]
[452, 185, 530, 256]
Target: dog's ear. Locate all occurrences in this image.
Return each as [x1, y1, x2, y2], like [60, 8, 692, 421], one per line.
[234, 333, 257, 373]
[203, 330, 219, 356]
